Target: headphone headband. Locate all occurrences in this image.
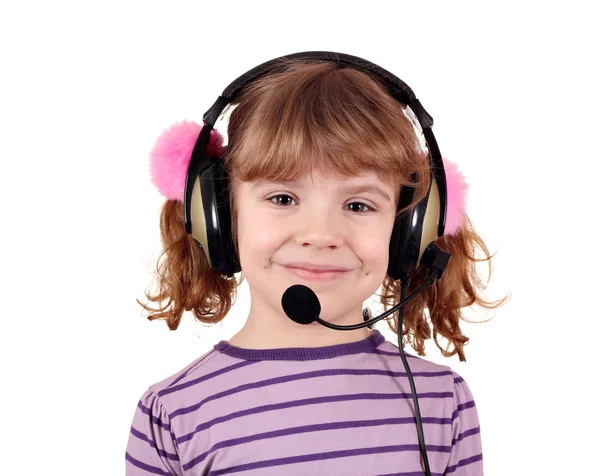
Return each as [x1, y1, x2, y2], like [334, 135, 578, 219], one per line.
[203, 51, 433, 130]
[226, 51, 415, 101]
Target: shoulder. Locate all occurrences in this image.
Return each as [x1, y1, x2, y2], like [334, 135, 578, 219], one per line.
[131, 344, 226, 421]
[376, 339, 456, 382]
[374, 339, 482, 407]
[146, 345, 222, 396]
[140, 342, 258, 417]
[129, 345, 222, 423]
[448, 369, 479, 425]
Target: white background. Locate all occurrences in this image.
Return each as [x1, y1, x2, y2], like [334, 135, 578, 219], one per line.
[1, 1, 598, 474]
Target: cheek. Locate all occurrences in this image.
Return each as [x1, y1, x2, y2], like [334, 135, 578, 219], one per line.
[355, 218, 394, 269]
[236, 205, 282, 259]
[361, 235, 390, 266]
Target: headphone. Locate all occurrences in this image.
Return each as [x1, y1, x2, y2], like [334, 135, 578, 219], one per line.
[180, 51, 449, 280]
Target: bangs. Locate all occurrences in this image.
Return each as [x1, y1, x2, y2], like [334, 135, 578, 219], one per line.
[225, 60, 431, 207]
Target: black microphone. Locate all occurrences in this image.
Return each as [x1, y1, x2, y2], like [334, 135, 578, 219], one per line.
[281, 284, 321, 325]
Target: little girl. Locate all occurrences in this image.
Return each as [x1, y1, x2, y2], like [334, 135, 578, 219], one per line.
[126, 52, 507, 475]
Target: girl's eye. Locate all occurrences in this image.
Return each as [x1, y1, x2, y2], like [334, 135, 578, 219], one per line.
[269, 195, 296, 207]
[346, 202, 373, 213]
[268, 195, 373, 213]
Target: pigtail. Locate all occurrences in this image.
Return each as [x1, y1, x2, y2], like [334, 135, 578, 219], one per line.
[379, 214, 510, 361]
[136, 199, 242, 330]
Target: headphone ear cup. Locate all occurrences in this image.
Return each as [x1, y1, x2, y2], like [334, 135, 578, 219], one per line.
[189, 173, 211, 265]
[190, 158, 241, 277]
[388, 188, 424, 280]
[387, 175, 441, 280]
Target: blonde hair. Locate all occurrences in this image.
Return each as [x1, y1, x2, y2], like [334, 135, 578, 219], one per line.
[138, 60, 510, 361]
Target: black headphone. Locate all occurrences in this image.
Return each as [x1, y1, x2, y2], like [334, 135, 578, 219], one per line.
[183, 51, 448, 280]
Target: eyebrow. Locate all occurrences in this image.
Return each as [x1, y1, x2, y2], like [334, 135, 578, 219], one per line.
[251, 181, 393, 203]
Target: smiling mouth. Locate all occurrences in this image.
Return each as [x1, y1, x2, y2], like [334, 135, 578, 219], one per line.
[283, 266, 349, 282]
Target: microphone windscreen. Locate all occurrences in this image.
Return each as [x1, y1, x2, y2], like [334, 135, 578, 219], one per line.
[281, 285, 321, 325]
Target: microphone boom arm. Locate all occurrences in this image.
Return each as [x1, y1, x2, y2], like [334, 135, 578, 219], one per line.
[315, 268, 439, 331]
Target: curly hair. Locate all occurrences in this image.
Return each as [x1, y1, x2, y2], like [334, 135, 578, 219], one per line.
[137, 60, 510, 360]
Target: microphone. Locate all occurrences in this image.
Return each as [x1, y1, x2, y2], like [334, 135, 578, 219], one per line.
[281, 284, 321, 325]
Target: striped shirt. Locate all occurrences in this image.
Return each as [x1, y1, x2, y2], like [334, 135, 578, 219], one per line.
[125, 329, 483, 475]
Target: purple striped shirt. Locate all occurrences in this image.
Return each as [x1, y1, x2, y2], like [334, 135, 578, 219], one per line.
[125, 329, 483, 475]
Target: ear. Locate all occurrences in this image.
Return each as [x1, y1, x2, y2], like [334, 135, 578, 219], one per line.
[149, 120, 225, 201]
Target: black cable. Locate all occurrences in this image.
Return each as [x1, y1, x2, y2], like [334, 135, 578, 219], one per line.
[397, 274, 431, 476]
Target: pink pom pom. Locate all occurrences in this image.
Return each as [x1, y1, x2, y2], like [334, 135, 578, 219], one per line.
[149, 120, 225, 201]
[442, 156, 469, 236]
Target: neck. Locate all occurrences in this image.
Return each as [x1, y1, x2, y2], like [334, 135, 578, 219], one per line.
[228, 312, 373, 350]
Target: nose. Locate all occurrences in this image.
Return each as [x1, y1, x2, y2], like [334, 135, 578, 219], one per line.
[294, 206, 344, 249]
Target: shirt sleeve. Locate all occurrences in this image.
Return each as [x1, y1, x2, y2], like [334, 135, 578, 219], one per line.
[444, 371, 484, 475]
[125, 387, 183, 475]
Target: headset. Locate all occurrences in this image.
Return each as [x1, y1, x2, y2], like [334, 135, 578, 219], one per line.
[183, 51, 448, 280]
[180, 51, 452, 476]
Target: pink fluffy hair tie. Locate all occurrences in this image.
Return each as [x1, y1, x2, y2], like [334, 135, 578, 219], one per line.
[440, 155, 469, 236]
[149, 120, 225, 202]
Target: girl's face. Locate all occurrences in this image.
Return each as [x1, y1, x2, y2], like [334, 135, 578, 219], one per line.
[234, 168, 398, 343]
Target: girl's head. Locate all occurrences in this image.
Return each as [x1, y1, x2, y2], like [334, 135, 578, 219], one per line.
[140, 57, 508, 360]
[226, 60, 431, 335]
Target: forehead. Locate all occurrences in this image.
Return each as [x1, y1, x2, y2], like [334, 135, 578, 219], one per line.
[255, 168, 391, 185]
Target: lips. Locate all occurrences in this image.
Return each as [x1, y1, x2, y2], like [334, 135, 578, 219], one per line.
[283, 264, 349, 282]
[284, 263, 349, 272]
